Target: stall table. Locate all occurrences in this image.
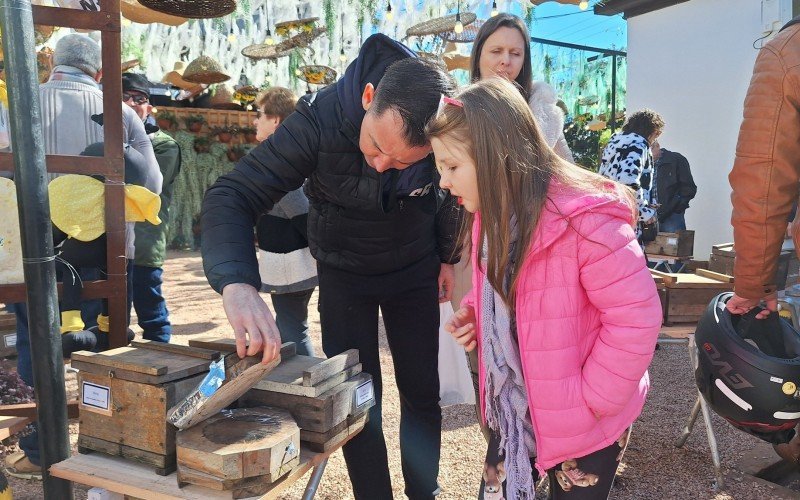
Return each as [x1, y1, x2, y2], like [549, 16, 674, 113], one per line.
[648, 253, 693, 274]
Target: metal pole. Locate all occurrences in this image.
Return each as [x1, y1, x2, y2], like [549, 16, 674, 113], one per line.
[0, 1, 73, 498]
[301, 458, 329, 500]
[610, 54, 617, 132]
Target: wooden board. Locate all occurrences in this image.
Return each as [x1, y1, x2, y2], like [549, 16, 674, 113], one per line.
[303, 350, 359, 387]
[130, 340, 220, 360]
[78, 369, 206, 457]
[50, 420, 365, 499]
[0, 416, 30, 441]
[663, 287, 728, 325]
[696, 268, 734, 283]
[188, 340, 298, 360]
[77, 435, 176, 476]
[71, 342, 217, 385]
[176, 457, 300, 497]
[168, 354, 280, 430]
[651, 271, 734, 290]
[301, 413, 368, 453]
[644, 230, 694, 257]
[0, 400, 79, 420]
[255, 360, 362, 398]
[241, 373, 374, 433]
[176, 407, 299, 480]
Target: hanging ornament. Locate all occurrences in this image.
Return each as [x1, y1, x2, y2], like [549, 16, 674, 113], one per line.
[453, 0, 464, 34]
[579, 0, 589, 9]
[385, 2, 393, 21]
[491, 1, 499, 17]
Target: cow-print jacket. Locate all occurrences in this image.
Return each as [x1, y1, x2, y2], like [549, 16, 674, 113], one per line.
[598, 132, 657, 237]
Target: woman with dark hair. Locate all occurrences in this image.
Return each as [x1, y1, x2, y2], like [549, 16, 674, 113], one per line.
[470, 13, 573, 161]
[598, 109, 665, 241]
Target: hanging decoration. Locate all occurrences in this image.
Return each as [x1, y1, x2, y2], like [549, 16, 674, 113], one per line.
[182, 55, 232, 84]
[138, 0, 238, 19]
[296, 65, 337, 85]
[405, 12, 477, 38]
[120, 0, 188, 25]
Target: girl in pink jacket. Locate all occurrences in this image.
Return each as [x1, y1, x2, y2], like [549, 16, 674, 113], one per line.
[427, 79, 662, 499]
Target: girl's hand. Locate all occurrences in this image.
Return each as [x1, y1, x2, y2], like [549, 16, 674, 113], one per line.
[445, 305, 477, 352]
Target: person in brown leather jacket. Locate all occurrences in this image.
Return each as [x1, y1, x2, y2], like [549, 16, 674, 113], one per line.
[728, 17, 800, 319]
[728, 17, 800, 464]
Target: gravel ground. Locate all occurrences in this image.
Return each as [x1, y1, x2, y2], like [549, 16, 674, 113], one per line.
[2, 250, 798, 499]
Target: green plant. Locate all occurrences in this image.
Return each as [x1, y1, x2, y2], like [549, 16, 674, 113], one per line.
[210, 125, 239, 143]
[183, 114, 206, 132]
[193, 135, 212, 153]
[240, 126, 259, 143]
[155, 110, 177, 130]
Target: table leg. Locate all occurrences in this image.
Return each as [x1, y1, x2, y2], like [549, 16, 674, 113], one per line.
[301, 457, 329, 500]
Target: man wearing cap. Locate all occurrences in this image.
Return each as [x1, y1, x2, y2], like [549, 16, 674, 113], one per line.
[121, 72, 180, 344]
[4, 34, 160, 480]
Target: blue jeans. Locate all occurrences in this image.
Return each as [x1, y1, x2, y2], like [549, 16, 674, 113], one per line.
[270, 288, 315, 356]
[130, 265, 171, 343]
[660, 212, 687, 233]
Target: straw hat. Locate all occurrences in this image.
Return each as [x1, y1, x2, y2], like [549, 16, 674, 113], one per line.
[162, 61, 202, 91]
[138, 0, 236, 19]
[209, 84, 242, 110]
[121, 0, 187, 26]
[182, 55, 230, 85]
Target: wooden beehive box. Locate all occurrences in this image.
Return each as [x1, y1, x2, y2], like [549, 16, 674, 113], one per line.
[190, 338, 375, 452]
[709, 243, 798, 290]
[0, 307, 17, 358]
[71, 341, 220, 475]
[644, 230, 695, 257]
[652, 269, 734, 325]
[176, 406, 300, 494]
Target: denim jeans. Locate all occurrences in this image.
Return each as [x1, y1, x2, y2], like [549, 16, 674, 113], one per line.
[270, 288, 315, 356]
[130, 265, 171, 343]
[660, 212, 687, 233]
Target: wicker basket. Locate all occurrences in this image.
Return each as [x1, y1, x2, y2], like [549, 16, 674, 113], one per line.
[138, 0, 236, 19]
[439, 20, 483, 43]
[183, 55, 231, 85]
[241, 43, 294, 61]
[274, 26, 327, 51]
[406, 13, 477, 38]
[121, 0, 187, 25]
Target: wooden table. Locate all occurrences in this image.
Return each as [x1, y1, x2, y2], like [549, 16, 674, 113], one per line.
[50, 421, 364, 499]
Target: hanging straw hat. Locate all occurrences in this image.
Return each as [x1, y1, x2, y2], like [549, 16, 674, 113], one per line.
[406, 12, 477, 38]
[209, 84, 242, 110]
[138, 0, 236, 19]
[182, 55, 230, 85]
[162, 61, 204, 92]
[439, 20, 483, 43]
[121, 0, 188, 25]
[241, 43, 294, 61]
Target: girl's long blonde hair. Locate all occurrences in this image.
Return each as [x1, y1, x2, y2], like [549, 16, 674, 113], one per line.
[426, 78, 635, 307]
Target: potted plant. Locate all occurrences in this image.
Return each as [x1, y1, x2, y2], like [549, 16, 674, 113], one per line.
[241, 126, 259, 144]
[193, 135, 212, 154]
[226, 143, 250, 162]
[183, 114, 206, 133]
[155, 110, 177, 131]
[211, 125, 238, 143]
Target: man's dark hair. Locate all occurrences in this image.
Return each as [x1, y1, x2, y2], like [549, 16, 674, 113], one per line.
[622, 109, 665, 139]
[370, 58, 456, 147]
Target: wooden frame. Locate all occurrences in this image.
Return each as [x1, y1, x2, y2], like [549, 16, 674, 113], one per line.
[0, 1, 129, 347]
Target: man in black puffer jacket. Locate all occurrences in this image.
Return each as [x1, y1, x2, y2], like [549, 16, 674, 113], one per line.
[201, 34, 459, 499]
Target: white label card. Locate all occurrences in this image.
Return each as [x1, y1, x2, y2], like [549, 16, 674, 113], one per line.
[82, 381, 110, 413]
[3, 332, 16, 347]
[666, 237, 678, 246]
[355, 380, 374, 408]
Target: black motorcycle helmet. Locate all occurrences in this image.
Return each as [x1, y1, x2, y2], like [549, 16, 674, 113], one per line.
[695, 292, 800, 444]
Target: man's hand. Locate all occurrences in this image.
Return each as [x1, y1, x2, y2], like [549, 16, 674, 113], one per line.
[444, 305, 477, 351]
[438, 263, 455, 303]
[726, 292, 778, 320]
[221, 283, 281, 364]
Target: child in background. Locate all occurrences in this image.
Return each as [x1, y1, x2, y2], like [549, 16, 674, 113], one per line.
[428, 78, 661, 499]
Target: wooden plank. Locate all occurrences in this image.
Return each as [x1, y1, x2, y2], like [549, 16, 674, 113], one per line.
[71, 349, 167, 377]
[696, 268, 734, 283]
[0, 416, 30, 441]
[176, 457, 300, 494]
[254, 363, 362, 398]
[130, 340, 220, 360]
[72, 346, 212, 384]
[303, 349, 359, 387]
[78, 435, 173, 473]
[188, 340, 298, 360]
[0, 400, 79, 420]
[168, 355, 280, 430]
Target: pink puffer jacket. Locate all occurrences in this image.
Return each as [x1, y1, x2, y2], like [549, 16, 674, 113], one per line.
[462, 185, 662, 473]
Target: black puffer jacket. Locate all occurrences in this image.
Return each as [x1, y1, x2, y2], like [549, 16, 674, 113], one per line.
[201, 34, 460, 293]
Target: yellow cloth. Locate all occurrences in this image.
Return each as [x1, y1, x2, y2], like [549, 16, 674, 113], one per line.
[60, 309, 84, 334]
[96, 314, 109, 333]
[48, 175, 161, 242]
[0, 80, 7, 107]
[0, 178, 23, 285]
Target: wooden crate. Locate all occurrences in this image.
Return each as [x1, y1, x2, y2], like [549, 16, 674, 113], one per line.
[71, 341, 220, 475]
[709, 242, 797, 290]
[645, 230, 694, 257]
[156, 106, 256, 133]
[652, 270, 734, 325]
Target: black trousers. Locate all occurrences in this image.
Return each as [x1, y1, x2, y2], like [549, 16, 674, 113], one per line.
[318, 253, 442, 500]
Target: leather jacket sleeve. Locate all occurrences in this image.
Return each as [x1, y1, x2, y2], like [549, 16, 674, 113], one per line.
[201, 101, 320, 293]
[729, 29, 800, 299]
